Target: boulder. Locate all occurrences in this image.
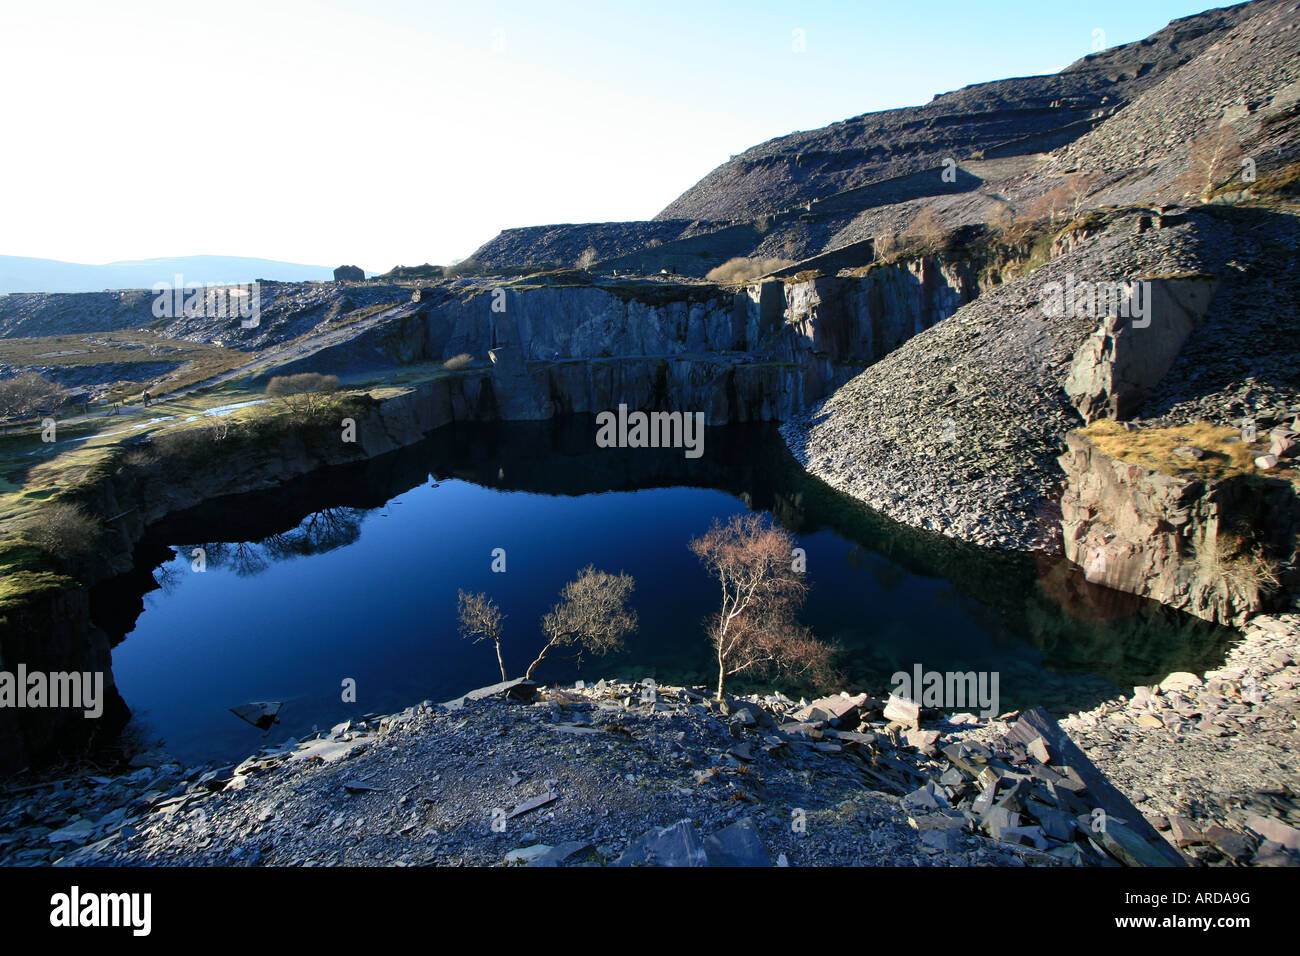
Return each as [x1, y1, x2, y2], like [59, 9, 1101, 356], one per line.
[1063, 277, 1218, 422]
[792, 693, 867, 726]
[702, 817, 770, 866]
[504, 844, 554, 865]
[441, 678, 538, 709]
[1159, 672, 1202, 693]
[902, 782, 949, 812]
[1269, 428, 1298, 458]
[919, 829, 961, 852]
[903, 728, 941, 756]
[1242, 813, 1300, 852]
[614, 819, 708, 867]
[883, 694, 921, 728]
[522, 840, 597, 867]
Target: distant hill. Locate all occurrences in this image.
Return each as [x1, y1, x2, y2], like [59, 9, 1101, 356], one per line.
[0, 255, 338, 294]
[654, 2, 1264, 221]
[470, 0, 1272, 274]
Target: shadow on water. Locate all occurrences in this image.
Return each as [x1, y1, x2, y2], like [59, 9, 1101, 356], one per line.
[90, 417, 1239, 762]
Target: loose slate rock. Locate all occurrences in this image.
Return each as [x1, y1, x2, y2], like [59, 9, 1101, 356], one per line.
[507, 790, 558, 819]
[615, 819, 709, 867]
[703, 817, 770, 866]
[884, 694, 921, 728]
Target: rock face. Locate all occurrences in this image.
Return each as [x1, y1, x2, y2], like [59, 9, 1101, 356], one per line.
[1058, 431, 1299, 625]
[267, 260, 983, 426]
[0, 588, 129, 774]
[784, 210, 1223, 551]
[332, 265, 365, 282]
[1063, 277, 1219, 423]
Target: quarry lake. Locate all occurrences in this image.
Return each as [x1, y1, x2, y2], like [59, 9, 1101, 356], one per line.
[94, 419, 1238, 765]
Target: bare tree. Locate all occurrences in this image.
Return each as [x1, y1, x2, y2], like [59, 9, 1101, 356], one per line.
[1180, 126, 1244, 203]
[20, 501, 100, 556]
[265, 373, 340, 421]
[689, 514, 833, 700]
[1026, 172, 1097, 225]
[458, 590, 507, 682]
[0, 372, 65, 420]
[1063, 172, 1098, 219]
[524, 566, 638, 680]
[901, 205, 946, 255]
[227, 541, 269, 577]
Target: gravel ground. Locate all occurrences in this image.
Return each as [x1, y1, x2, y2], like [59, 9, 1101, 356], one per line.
[0, 682, 1074, 868]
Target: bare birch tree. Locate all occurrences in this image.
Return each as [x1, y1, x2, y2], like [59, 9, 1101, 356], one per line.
[524, 566, 638, 680]
[1180, 126, 1244, 203]
[458, 590, 507, 682]
[689, 514, 833, 700]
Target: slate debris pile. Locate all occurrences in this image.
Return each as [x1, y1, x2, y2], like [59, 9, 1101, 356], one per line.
[1061, 612, 1300, 867]
[783, 212, 1221, 553]
[1146, 788, 1300, 867]
[909, 708, 1185, 866]
[3, 662, 1296, 868]
[0, 679, 983, 867]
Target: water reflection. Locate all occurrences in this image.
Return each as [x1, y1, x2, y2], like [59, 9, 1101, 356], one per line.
[88, 417, 1239, 762]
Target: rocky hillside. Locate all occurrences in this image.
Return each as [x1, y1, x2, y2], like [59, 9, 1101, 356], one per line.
[467, 221, 708, 273]
[782, 0, 1300, 555]
[0, 280, 420, 350]
[462, 1, 1285, 278]
[783, 210, 1229, 550]
[658, 1, 1264, 221]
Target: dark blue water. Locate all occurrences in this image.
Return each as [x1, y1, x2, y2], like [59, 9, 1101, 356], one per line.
[96, 420, 1237, 765]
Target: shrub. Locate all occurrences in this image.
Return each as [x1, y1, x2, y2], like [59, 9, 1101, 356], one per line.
[705, 257, 793, 284]
[899, 205, 947, 255]
[0, 372, 66, 419]
[265, 373, 340, 420]
[20, 501, 100, 557]
[1195, 532, 1282, 604]
[443, 353, 474, 371]
[265, 373, 339, 398]
[1023, 172, 1098, 225]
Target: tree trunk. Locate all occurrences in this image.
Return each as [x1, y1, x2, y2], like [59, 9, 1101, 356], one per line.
[525, 637, 558, 681]
[715, 663, 726, 701]
[494, 640, 507, 682]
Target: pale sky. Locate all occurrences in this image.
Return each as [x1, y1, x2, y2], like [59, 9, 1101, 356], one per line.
[0, 0, 1217, 273]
